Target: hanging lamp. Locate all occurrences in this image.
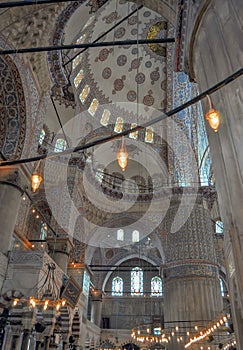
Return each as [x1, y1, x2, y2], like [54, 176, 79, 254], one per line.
[116, 136, 128, 172]
[31, 160, 43, 192]
[205, 95, 220, 132]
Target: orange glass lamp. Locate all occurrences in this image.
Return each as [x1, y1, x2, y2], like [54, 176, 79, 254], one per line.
[116, 136, 128, 172]
[31, 161, 43, 192]
[205, 95, 220, 132]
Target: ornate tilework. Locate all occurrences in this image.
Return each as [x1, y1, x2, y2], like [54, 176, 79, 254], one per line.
[0, 56, 26, 159]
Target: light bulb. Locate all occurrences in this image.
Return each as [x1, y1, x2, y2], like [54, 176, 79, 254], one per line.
[31, 172, 43, 192]
[205, 95, 220, 132]
[205, 108, 220, 132]
[116, 137, 128, 171]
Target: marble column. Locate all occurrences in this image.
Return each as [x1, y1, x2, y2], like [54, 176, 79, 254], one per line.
[90, 290, 102, 327]
[0, 167, 24, 253]
[189, 0, 243, 346]
[46, 237, 73, 273]
[164, 191, 222, 350]
[20, 330, 31, 350]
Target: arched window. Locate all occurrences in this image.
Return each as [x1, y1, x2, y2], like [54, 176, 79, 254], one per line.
[54, 138, 67, 152]
[219, 278, 227, 297]
[40, 223, 48, 240]
[112, 276, 123, 296]
[79, 84, 90, 104]
[145, 127, 154, 143]
[114, 117, 124, 133]
[131, 267, 143, 296]
[74, 69, 84, 88]
[100, 109, 110, 126]
[117, 229, 124, 241]
[132, 230, 139, 243]
[88, 98, 99, 116]
[216, 220, 223, 234]
[129, 123, 138, 140]
[151, 276, 163, 296]
[39, 129, 46, 145]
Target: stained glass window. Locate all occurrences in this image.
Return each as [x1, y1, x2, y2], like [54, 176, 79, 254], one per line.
[54, 138, 67, 152]
[100, 109, 111, 126]
[129, 123, 138, 140]
[83, 270, 90, 298]
[40, 223, 48, 240]
[88, 98, 99, 116]
[151, 276, 163, 296]
[112, 276, 123, 296]
[131, 267, 143, 295]
[145, 127, 154, 143]
[74, 70, 84, 88]
[132, 230, 139, 243]
[117, 229, 124, 241]
[76, 34, 86, 45]
[79, 85, 90, 104]
[39, 129, 45, 145]
[216, 220, 223, 234]
[114, 117, 124, 133]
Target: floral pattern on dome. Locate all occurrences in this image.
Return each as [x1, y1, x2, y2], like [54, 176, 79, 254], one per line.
[102, 67, 112, 79]
[117, 55, 127, 66]
[114, 27, 126, 39]
[73, 1, 173, 119]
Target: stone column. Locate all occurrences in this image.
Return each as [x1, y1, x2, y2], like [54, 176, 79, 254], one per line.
[46, 237, 73, 273]
[188, 0, 243, 346]
[90, 290, 102, 327]
[20, 330, 31, 350]
[17, 330, 24, 350]
[0, 167, 24, 253]
[164, 191, 222, 350]
[0, 166, 27, 294]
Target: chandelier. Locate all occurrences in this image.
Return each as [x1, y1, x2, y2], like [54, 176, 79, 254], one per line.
[131, 323, 168, 346]
[12, 263, 67, 311]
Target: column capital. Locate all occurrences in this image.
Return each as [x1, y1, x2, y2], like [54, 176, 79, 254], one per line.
[46, 237, 74, 256]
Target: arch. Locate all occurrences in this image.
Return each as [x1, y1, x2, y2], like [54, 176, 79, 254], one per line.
[102, 254, 161, 292]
